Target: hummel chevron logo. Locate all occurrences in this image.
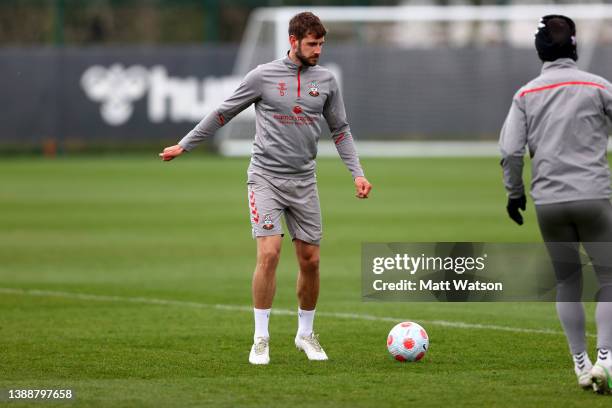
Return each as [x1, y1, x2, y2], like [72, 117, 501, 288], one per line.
[81, 64, 148, 126]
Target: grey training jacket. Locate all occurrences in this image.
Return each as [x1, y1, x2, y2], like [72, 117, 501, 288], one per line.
[499, 58, 612, 205]
[179, 56, 364, 180]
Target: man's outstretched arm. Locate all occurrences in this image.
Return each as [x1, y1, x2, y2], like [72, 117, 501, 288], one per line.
[159, 68, 262, 161]
[323, 75, 372, 199]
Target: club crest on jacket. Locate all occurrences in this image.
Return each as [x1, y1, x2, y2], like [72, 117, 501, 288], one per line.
[308, 81, 319, 97]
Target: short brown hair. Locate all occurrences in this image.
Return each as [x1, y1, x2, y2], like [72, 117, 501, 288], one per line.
[288, 12, 327, 40]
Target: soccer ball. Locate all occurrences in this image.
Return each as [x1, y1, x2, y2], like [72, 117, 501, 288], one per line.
[386, 322, 429, 362]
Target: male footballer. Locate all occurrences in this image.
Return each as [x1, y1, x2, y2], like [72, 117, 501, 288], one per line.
[499, 15, 612, 393]
[160, 12, 372, 365]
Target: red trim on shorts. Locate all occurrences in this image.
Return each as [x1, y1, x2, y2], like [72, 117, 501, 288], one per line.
[249, 189, 259, 223]
[520, 81, 605, 97]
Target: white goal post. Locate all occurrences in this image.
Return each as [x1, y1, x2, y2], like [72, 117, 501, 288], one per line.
[217, 4, 612, 157]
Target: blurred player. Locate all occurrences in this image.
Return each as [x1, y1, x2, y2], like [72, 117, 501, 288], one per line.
[499, 15, 612, 393]
[159, 12, 371, 365]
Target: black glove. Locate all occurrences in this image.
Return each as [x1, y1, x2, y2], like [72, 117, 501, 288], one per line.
[506, 195, 526, 226]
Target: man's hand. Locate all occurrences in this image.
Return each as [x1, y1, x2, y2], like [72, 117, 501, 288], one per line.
[355, 176, 372, 199]
[506, 195, 526, 225]
[159, 144, 185, 161]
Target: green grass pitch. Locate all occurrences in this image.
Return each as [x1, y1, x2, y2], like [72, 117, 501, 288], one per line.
[0, 155, 609, 407]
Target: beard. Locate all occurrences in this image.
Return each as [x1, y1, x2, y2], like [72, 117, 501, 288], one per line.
[296, 46, 318, 67]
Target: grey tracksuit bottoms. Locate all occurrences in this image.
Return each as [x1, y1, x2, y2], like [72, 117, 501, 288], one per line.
[536, 199, 612, 354]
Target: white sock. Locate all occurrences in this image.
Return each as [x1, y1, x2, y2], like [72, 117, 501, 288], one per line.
[572, 351, 592, 374]
[596, 348, 610, 367]
[253, 308, 271, 341]
[297, 308, 315, 337]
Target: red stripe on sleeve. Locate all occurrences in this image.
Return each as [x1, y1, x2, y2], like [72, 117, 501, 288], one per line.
[334, 133, 345, 145]
[520, 81, 605, 97]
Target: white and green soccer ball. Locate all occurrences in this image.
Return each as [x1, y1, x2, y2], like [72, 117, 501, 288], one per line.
[387, 322, 429, 362]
